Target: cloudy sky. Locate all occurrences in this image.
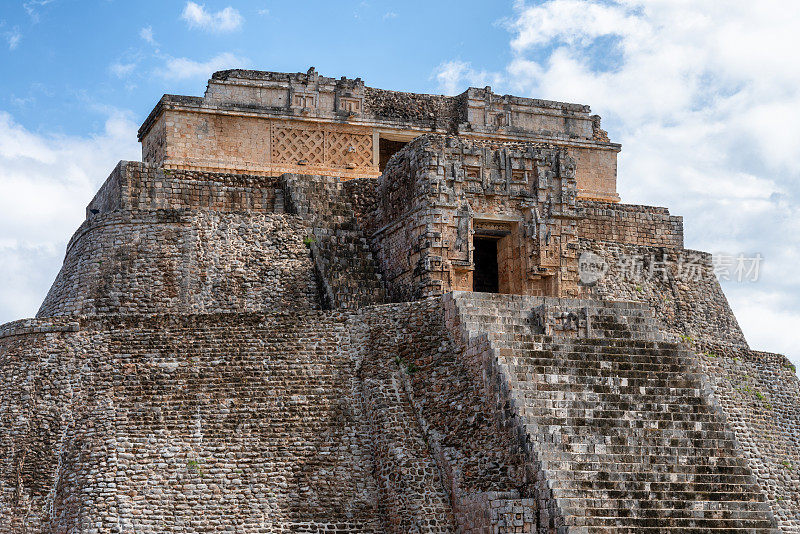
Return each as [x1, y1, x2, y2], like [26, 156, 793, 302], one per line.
[1, 1, 798, 365]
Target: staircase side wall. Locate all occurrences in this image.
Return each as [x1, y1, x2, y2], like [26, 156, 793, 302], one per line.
[281, 173, 386, 309]
[697, 344, 800, 532]
[348, 302, 457, 532]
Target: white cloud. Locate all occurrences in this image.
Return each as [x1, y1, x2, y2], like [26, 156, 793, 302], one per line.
[257, 8, 270, 16]
[383, 11, 397, 20]
[434, 60, 503, 96]
[157, 52, 249, 80]
[23, 0, 56, 21]
[0, 109, 140, 322]
[110, 61, 136, 78]
[181, 2, 243, 33]
[140, 25, 157, 46]
[6, 28, 21, 50]
[436, 0, 800, 365]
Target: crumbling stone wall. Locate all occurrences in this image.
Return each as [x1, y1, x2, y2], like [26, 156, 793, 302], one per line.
[4, 296, 587, 533]
[363, 87, 463, 131]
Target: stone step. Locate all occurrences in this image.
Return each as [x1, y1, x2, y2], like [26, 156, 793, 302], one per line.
[551, 476, 762, 490]
[450, 293, 776, 532]
[536, 452, 749, 469]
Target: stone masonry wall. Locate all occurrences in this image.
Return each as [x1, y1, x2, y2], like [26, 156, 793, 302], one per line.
[147, 110, 378, 180]
[0, 312, 386, 533]
[87, 161, 281, 217]
[5, 297, 551, 532]
[694, 343, 800, 532]
[281, 174, 386, 310]
[39, 210, 318, 316]
[578, 239, 747, 347]
[577, 200, 684, 248]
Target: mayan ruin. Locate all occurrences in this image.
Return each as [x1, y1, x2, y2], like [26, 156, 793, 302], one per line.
[2, 66, 800, 533]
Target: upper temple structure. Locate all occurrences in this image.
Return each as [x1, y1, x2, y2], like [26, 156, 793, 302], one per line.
[139, 67, 620, 202]
[2, 68, 800, 533]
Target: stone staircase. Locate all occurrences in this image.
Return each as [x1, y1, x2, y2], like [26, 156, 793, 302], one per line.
[450, 291, 778, 533]
[282, 174, 386, 310]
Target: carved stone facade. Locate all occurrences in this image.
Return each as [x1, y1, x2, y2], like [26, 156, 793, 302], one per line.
[139, 68, 621, 201]
[365, 135, 581, 300]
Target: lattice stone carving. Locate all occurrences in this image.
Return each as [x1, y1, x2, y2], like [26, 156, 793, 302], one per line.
[326, 131, 372, 169]
[272, 126, 324, 165]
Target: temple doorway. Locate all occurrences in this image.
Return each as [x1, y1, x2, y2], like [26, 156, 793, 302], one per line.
[473, 236, 500, 293]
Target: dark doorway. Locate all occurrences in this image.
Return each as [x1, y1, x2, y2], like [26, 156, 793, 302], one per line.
[379, 138, 408, 171]
[473, 237, 499, 293]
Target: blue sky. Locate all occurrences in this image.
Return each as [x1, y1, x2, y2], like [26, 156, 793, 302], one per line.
[1, 0, 513, 136]
[2, 0, 800, 366]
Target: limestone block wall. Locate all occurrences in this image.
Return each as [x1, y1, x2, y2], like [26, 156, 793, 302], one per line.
[3, 298, 538, 533]
[0, 312, 385, 533]
[142, 113, 166, 166]
[38, 210, 318, 316]
[87, 161, 281, 216]
[143, 110, 377, 179]
[569, 146, 619, 202]
[349, 303, 456, 532]
[578, 239, 747, 347]
[578, 200, 684, 247]
[696, 344, 800, 532]
[0, 321, 93, 533]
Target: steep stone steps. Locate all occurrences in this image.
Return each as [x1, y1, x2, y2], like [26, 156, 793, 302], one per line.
[281, 174, 386, 310]
[450, 291, 778, 533]
[310, 226, 386, 309]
